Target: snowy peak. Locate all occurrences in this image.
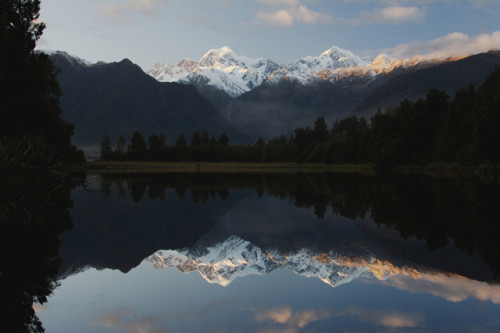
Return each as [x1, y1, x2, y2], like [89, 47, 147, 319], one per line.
[199, 46, 240, 67]
[148, 46, 280, 97]
[176, 58, 197, 69]
[147, 45, 440, 97]
[319, 45, 369, 68]
[371, 53, 395, 67]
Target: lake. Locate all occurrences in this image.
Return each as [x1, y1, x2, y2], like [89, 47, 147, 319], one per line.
[4, 172, 500, 332]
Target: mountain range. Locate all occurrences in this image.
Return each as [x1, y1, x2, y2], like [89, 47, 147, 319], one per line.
[49, 47, 500, 154]
[147, 45, 436, 98]
[146, 234, 420, 288]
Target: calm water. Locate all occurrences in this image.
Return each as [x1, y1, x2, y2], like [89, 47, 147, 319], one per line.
[5, 172, 500, 332]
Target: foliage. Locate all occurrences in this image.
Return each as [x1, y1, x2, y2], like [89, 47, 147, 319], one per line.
[0, 0, 84, 162]
[0, 135, 59, 185]
[0, 135, 75, 332]
[127, 131, 148, 161]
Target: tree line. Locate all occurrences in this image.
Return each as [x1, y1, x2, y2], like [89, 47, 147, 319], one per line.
[101, 67, 500, 168]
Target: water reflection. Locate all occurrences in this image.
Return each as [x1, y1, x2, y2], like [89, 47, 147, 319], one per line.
[0, 177, 75, 332]
[69, 172, 499, 281]
[36, 172, 500, 332]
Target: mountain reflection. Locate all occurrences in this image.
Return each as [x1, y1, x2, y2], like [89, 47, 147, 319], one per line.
[87, 172, 500, 282]
[145, 234, 500, 305]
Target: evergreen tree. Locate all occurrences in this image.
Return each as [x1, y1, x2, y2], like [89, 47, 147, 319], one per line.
[217, 133, 230, 146]
[0, 0, 83, 161]
[115, 135, 127, 160]
[475, 67, 500, 164]
[175, 133, 187, 147]
[191, 130, 201, 146]
[148, 134, 166, 161]
[100, 133, 113, 161]
[200, 130, 210, 145]
[314, 116, 328, 141]
[127, 131, 148, 161]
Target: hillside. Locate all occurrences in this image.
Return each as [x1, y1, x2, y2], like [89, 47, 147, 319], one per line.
[51, 52, 248, 156]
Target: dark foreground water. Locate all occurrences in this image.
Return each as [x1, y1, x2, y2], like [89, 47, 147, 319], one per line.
[4, 172, 500, 332]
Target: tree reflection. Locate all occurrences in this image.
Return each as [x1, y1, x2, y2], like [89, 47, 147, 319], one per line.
[1, 179, 75, 332]
[99, 172, 500, 279]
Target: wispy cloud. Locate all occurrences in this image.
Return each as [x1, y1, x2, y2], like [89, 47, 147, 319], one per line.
[254, 0, 426, 28]
[95, 0, 172, 24]
[255, 3, 332, 27]
[249, 305, 424, 330]
[97, 4, 139, 25]
[258, 0, 301, 6]
[381, 273, 500, 304]
[342, 307, 425, 328]
[383, 31, 500, 59]
[252, 306, 335, 328]
[92, 307, 171, 333]
[354, 6, 426, 25]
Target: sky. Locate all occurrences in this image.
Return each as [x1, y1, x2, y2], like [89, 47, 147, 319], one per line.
[36, 0, 500, 70]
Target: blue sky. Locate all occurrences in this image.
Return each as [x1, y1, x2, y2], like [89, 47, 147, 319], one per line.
[37, 0, 500, 70]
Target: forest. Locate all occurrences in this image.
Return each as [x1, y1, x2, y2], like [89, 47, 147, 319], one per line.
[101, 66, 500, 169]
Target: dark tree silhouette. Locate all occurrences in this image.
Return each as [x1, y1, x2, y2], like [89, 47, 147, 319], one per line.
[100, 133, 113, 161]
[127, 131, 148, 161]
[0, 0, 83, 161]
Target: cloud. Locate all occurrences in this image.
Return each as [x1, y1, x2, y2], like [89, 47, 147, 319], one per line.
[358, 6, 426, 24]
[250, 305, 425, 330]
[92, 307, 171, 333]
[256, 9, 294, 27]
[383, 31, 500, 59]
[253, 306, 334, 328]
[95, 0, 172, 24]
[97, 4, 139, 25]
[255, 4, 332, 27]
[343, 307, 425, 328]
[255, 1, 426, 28]
[258, 0, 301, 6]
[255, 306, 293, 324]
[338, 6, 426, 26]
[382, 273, 500, 304]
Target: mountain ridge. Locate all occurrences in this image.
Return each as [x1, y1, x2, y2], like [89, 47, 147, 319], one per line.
[147, 45, 446, 98]
[50, 51, 249, 155]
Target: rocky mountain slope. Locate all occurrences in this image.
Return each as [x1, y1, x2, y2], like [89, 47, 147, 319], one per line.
[50, 51, 248, 155]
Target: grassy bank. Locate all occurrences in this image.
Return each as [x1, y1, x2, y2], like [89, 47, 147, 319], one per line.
[86, 160, 498, 181]
[87, 160, 375, 174]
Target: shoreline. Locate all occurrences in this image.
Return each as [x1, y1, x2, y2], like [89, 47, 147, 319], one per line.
[86, 161, 375, 174]
[84, 160, 498, 181]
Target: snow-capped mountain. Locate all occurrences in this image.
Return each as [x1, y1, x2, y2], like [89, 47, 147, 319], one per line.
[146, 235, 422, 288]
[148, 46, 280, 98]
[266, 46, 370, 84]
[147, 45, 436, 97]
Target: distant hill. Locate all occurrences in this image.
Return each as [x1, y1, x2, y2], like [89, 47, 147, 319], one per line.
[50, 52, 248, 156]
[229, 77, 376, 140]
